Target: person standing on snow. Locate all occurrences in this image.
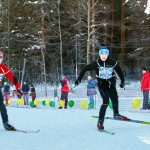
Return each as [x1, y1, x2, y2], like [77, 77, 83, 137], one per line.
[59, 75, 69, 109]
[30, 85, 36, 107]
[22, 81, 30, 105]
[75, 47, 126, 130]
[0, 51, 22, 130]
[141, 68, 150, 110]
[3, 82, 10, 105]
[87, 76, 96, 106]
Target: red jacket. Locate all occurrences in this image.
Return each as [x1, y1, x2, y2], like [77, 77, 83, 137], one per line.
[61, 78, 69, 92]
[141, 70, 150, 91]
[0, 63, 21, 91]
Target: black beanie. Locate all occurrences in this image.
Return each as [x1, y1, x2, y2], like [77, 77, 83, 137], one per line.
[143, 68, 147, 71]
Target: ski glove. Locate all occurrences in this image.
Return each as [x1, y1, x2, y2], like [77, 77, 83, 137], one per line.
[17, 88, 23, 98]
[75, 79, 81, 86]
[120, 83, 125, 88]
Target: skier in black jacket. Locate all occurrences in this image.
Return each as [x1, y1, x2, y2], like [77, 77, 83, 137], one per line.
[75, 47, 127, 130]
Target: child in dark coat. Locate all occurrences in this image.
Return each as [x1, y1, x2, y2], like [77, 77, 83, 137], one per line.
[3, 82, 10, 105]
[21, 82, 30, 105]
[30, 85, 36, 104]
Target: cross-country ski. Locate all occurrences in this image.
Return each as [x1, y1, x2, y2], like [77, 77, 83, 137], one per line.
[92, 116, 150, 125]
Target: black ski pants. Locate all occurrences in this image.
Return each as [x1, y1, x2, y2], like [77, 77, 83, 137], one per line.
[0, 89, 8, 123]
[98, 86, 119, 121]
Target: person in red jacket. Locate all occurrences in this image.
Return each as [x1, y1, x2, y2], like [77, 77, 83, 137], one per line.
[0, 51, 22, 130]
[59, 75, 69, 109]
[141, 68, 150, 110]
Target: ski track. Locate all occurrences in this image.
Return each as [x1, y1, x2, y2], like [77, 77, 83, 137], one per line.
[0, 81, 150, 150]
[0, 108, 150, 150]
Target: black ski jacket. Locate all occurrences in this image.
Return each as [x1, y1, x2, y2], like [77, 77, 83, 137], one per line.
[78, 58, 125, 88]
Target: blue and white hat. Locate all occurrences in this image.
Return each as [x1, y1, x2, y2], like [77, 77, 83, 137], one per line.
[62, 75, 66, 78]
[99, 47, 109, 56]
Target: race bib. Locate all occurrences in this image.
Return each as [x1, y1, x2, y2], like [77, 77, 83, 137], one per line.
[99, 67, 113, 79]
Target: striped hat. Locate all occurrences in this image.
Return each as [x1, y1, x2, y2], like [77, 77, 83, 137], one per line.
[99, 47, 109, 56]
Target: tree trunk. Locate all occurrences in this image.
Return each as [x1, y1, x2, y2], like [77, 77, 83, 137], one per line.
[110, 0, 114, 54]
[104, 23, 107, 46]
[92, 0, 95, 61]
[7, 0, 10, 68]
[41, 3, 47, 97]
[87, 0, 90, 64]
[58, 0, 63, 75]
[121, 0, 125, 54]
[104, 6, 108, 47]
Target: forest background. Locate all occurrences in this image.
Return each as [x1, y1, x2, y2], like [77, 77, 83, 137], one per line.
[0, 0, 150, 87]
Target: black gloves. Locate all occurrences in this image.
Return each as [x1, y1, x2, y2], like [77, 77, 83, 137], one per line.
[75, 79, 81, 86]
[120, 82, 125, 88]
[17, 88, 23, 98]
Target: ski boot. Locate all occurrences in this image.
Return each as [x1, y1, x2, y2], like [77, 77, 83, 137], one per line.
[97, 120, 104, 130]
[114, 113, 127, 120]
[3, 122, 16, 131]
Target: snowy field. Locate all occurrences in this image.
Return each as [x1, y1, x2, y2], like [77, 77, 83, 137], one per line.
[1, 80, 150, 150]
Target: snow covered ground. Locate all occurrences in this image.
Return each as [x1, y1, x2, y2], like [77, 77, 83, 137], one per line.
[1, 80, 150, 150]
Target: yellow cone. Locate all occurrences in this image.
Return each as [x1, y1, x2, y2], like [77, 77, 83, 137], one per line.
[8, 99, 12, 105]
[20, 99, 24, 104]
[132, 98, 140, 109]
[34, 99, 39, 106]
[3, 100, 6, 105]
[59, 100, 65, 107]
[45, 99, 51, 106]
[80, 101, 87, 109]
[17, 99, 21, 104]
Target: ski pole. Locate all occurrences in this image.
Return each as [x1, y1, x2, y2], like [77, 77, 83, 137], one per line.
[114, 70, 125, 90]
